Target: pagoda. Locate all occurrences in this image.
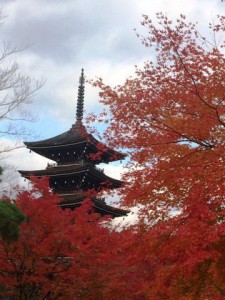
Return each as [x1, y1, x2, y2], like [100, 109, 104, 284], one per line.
[19, 69, 128, 217]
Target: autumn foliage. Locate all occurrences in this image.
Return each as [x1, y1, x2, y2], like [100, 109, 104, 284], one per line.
[89, 13, 225, 299]
[0, 178, 150, 300]
[2, 13, 225, 300]
[0, 178, 119, 299]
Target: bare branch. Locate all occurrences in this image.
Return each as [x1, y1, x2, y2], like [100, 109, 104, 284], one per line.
[0, 15, 44, 155]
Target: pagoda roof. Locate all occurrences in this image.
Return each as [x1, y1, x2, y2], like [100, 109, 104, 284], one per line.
[24, 125, 126, 162]
[25, 126, 87, 148]
[18, 163, 124, 189]
[58, 193, 129, 217]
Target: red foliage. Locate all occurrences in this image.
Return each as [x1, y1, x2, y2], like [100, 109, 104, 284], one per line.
[0, 177, 125, 299]
[90, 13, 225, 299]
[93, 14, 225, 213]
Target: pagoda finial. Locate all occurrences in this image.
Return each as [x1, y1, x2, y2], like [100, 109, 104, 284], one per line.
[76, 68, 85, 124]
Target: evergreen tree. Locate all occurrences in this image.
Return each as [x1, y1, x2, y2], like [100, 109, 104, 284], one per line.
[0, 165, 25, 242]
[0, 200, 25, 242]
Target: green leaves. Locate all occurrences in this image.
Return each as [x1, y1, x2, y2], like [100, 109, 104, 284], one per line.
[0, 200, 25, 242]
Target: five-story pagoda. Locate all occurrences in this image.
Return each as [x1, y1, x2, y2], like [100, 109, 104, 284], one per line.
[19, 69, 128, 217]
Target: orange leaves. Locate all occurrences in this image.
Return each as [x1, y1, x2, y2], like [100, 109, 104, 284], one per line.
[0, 178, 117, 299]
[90, 13, 225, 215]
[84, 12, 225, 299]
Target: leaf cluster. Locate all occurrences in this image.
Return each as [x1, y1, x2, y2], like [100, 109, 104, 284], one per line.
[0, 199, 25, 242]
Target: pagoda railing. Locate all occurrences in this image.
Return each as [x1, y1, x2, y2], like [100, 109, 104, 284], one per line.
[46, 162, 105, 175]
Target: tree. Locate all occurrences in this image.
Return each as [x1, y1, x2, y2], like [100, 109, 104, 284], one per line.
[0, 16, 44, 153]
[0, 177, 130, 300]
[0, 199, 25, 243]
[90, 13, 225, 299]
[0, 163, 25, 243]
[0, 14, 44, 196]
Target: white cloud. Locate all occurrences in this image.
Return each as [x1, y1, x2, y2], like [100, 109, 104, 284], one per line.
[1, 0, 222, 131]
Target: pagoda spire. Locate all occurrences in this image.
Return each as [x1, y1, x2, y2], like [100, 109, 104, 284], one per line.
[76, 68, 85, 125]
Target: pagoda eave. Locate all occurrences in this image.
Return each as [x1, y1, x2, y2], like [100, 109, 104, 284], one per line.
[58, 194, 129, 217]
[18, 164, 124, 189]
[24, 133, 126, 163]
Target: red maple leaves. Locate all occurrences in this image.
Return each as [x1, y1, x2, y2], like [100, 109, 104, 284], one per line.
[89, 13, 225, 299]
[2, 13, 225, 299]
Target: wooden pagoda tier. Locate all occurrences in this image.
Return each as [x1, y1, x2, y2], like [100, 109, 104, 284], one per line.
[56, 194, 129, 217]
[24, 122, 126, 165]
[18, 163, 124, 193]
[19, 69, 128, 218]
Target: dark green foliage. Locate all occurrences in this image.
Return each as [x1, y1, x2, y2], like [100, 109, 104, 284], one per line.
[0, 166, 3, 183]
[0, 200, 25, 242]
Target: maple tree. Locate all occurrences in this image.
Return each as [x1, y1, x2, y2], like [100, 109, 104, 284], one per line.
[0, 177, 125, 300]
[0, 177, 154, 300]
[89, 13, 225, 299]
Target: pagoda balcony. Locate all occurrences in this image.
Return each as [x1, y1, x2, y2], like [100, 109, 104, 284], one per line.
[46, 162, 104, 174]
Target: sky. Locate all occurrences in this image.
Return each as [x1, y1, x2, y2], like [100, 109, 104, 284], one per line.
[0, 0, 224, 214]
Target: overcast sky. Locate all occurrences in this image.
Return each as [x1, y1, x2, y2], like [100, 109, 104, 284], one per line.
[0, 0, 224, 199]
